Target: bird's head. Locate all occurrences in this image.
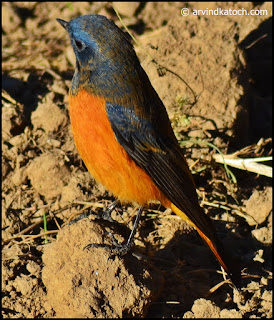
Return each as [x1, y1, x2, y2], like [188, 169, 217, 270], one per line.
[57, 15, 141, 98]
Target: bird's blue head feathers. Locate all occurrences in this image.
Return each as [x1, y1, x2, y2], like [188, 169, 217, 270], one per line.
[57, 14, 155, 107]
[58, 15, 138, 83]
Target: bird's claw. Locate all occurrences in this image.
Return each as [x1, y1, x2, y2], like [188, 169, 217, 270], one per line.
[83, 231, 132, 256]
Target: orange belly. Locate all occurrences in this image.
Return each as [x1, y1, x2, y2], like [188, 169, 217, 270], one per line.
[69, 89, 166, 205]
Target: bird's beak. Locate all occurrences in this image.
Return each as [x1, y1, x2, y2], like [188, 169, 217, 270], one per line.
[56, 18, 69, 31]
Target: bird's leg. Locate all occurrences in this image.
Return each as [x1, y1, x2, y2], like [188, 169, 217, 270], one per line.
[96, 199, 120, 222]
[84, 206, 144, 255]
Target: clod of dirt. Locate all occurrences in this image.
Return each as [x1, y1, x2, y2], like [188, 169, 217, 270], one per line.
[31, 92, 67, 133]
[2, 104, 25, 141]
[26, 152, 70, 199]
[2, 3, 21, 34]
[233, 284, 272, 317]
[245, 187, 272, 226]
[26, 261, 41, 277]
[188, 298, 221, 318]
[252, 226, 272, 245]
[219, 308, 243, 318]
[11, 167, 28, 186]
[13, 276, 38, 296]
[42, 218, 161, 318]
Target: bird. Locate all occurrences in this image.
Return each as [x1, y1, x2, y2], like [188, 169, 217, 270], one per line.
[57, 14, 240, 286]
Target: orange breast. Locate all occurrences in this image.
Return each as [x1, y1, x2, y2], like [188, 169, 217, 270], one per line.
[69, 89, 166, 205]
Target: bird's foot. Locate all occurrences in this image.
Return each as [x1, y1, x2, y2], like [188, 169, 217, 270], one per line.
[84, 206, 144, 256]
[84, 231, 132, 256]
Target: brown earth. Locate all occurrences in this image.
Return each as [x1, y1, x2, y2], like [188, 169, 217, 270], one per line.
[2, 2, 272, 318]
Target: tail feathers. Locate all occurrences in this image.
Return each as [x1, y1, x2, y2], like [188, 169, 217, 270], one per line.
[196, 227, 241, 287]
[169, 202, 241, 287]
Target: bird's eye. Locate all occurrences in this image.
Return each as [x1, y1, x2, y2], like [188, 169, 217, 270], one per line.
[74, 39, 85, 52]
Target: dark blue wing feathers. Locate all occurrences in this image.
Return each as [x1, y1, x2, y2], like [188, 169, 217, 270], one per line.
[106, 102, 216, 240]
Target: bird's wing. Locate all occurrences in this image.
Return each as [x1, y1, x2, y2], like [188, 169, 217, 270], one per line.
[106, 103, 214, 239]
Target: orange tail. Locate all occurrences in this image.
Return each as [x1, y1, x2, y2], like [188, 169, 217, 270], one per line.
[167, 202, 241, 287]
[196, 227, 233, 280]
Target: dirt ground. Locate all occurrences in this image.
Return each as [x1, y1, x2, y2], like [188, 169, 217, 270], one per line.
[2, 2, 272, 318]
